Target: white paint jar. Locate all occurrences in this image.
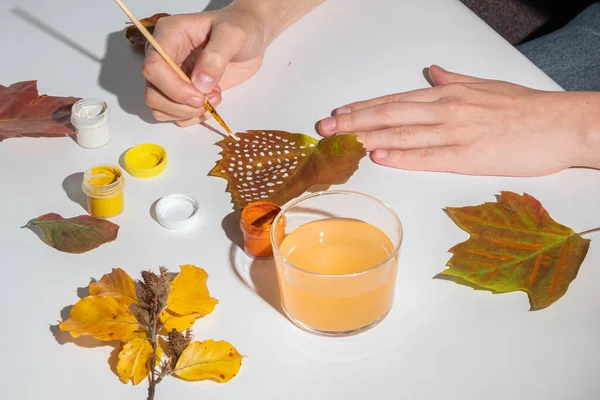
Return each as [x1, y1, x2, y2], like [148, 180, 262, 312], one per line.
[70, 98, 111, 149]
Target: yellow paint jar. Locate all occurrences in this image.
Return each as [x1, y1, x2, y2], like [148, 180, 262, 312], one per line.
[82, 164, 125, 218]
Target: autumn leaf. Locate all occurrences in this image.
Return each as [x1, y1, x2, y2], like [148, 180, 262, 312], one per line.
[160, 310, 203, 333]
[59, 296, 140, 341]
[57, 265, 241, 399]
[117, 338, 154, 385]
[172, 340, 242, 383]
[24, 213, 119, 254]
[209, 130, 366, 209]
[90, 268, 138, 306]
[440, 191, 591, 309]
[0, 81, 80, 141]
[159, 265, 218, 331]
[125, 13, 170, 46]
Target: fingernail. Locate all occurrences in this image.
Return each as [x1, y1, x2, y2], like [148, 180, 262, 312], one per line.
[336, 107, 351, 115]
[375, 149, 388, 158]
[192, 73, 215, 94]
[320, 116, 337, 131]
[188, 97, 204, 108]
[208, 96, 221, 107]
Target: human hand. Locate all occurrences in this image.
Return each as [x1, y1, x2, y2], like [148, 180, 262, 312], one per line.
[318, 65, 600, 176]
[142, 7, 269, 126]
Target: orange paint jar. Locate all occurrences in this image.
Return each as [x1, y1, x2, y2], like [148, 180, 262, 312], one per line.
[239, 201, 286, 258]
[81, 164, 125, 218]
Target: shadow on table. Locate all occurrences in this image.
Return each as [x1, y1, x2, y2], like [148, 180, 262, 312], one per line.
[98, 0, 234, 123]
[98, 31, 155, 123]
[62, 172, 87, 212]
[50, 282, 120, 377]
[12, 1, 234, 125]
[222, 211, 285, 317]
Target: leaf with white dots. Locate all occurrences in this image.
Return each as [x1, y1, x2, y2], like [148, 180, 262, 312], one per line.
[210, 130, 366, 209]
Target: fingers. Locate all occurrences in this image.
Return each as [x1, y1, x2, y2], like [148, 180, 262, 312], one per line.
[428, 64, 487, 85]
[319, 102, 442, 136]
[334, 88, 444, 115]
[355, 125, 460, 151]
[152, 97, 222, 122]
[142, 16, 206, 108]
[145, 82, 222, 119]
[190, 22, 248, 94]
[371, 146, 467, 172]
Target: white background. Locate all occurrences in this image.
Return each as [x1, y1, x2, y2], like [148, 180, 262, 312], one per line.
[1, 0, 599, 399]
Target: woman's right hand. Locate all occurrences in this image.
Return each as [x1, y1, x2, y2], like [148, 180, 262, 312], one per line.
[142, 7, 270, 126]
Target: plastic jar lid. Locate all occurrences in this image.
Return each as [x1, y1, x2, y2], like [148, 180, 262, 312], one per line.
[124, 143, 167, 178]
[155, 194, 201, 230]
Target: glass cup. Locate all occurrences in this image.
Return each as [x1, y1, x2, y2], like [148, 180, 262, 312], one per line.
[270, 190, 403, 336]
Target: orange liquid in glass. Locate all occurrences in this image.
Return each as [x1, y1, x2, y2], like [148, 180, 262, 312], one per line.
[276, 218, 398, 332]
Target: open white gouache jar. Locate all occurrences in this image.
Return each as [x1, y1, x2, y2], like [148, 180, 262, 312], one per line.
[70, 98, 110, 149]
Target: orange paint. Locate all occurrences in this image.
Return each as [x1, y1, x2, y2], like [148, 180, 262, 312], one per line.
[508, 261, 523, 279]
[486, 237, 544, 250]
[467, 249, 513, 260]
[528, 254, 543, 284]
[472, 261, 499, 269]
[461, 214, 568, 236]
[239, 201, 286, 258]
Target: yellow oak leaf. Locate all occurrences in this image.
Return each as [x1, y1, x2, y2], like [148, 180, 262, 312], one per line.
[59, 296, 140, 341]
[117, 338, 153, 385]
[89, 268, 138, 306]
[160, 309, 202, 333]
[159, 265, 218, 330]
[172, 340, 242, 383]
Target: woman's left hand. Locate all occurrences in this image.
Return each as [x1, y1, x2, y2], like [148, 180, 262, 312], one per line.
[317, 65, 600, 176]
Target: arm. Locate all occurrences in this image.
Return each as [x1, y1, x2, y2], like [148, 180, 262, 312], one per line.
[143, 0, 324, 126]
[231, 0, 326, 44]
[318, 65, 600, 176]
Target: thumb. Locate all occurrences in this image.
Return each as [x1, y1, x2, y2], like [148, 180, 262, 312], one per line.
[427, 64, 486, 85]
[191, 23, 246, 94]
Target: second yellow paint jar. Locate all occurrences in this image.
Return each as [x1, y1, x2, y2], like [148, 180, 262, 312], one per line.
[82, 164, 125, 218]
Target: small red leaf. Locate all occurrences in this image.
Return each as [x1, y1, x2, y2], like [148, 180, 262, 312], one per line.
[25, 213, 120, 254]
[0, 81, 80, 141]
[125, 13, 170, 46]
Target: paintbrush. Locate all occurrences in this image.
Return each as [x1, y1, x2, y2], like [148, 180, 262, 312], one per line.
[113, 0, 237, 139]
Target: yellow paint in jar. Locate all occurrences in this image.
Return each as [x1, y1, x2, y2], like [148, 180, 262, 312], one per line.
[82, 164, 125, 218]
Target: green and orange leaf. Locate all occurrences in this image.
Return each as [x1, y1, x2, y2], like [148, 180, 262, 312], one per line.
[24, 213, 119, 254]
[440, 191, 591, 309]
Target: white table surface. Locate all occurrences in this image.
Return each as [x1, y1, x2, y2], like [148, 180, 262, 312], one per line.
[2, 0, 599, 399]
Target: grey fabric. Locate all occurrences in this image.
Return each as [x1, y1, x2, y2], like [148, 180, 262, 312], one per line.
[517, 3, 600, 91]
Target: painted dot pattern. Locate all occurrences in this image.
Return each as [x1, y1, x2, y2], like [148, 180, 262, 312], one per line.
[211, 130, 318, 207]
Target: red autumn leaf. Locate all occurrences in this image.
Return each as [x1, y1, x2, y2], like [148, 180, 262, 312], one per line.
[440, 192, 591, 309]
[209, 130, 366, 209]
[24, 213, 119, 254]
[125, 13, 170, 46]
[0, 81, 80, 141]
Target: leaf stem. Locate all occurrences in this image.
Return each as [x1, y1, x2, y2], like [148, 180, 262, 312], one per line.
[579, 227, 600, 236]
[147, 297, 169, 400]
